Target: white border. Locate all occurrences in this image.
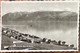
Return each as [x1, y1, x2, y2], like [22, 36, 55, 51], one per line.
[0, 1, 79, 52]
[1, 0, 79, 1]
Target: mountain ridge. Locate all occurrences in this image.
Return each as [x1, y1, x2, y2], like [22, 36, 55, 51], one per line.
[2, 11, 77, 21]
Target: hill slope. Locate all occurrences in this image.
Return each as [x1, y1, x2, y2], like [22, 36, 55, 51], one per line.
[2, 35, 75, 50]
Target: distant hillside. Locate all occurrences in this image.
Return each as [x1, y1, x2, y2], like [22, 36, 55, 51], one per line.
[2, 11, 77, 25]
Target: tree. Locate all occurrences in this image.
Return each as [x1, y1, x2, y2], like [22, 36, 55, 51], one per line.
[46, 39, 51, 44]
[58, 40, 61, 45]
[70, 44, 74, 48]
[42, 38, 47, 42]
[62, 41, 66, 45]
[52, 40, 57, 45]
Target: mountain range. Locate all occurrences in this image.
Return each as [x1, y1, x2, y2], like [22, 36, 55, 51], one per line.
[2, 11, 78, 31]
[2, 11, 77, 25]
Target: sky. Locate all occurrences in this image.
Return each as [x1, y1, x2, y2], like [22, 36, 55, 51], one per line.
[2, 1, 78, 16]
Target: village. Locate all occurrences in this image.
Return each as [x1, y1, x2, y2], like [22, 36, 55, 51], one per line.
[2, 27, 76, 50]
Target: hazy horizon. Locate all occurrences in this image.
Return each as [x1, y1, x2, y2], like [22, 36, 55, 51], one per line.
[2, 2, 78, 16]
